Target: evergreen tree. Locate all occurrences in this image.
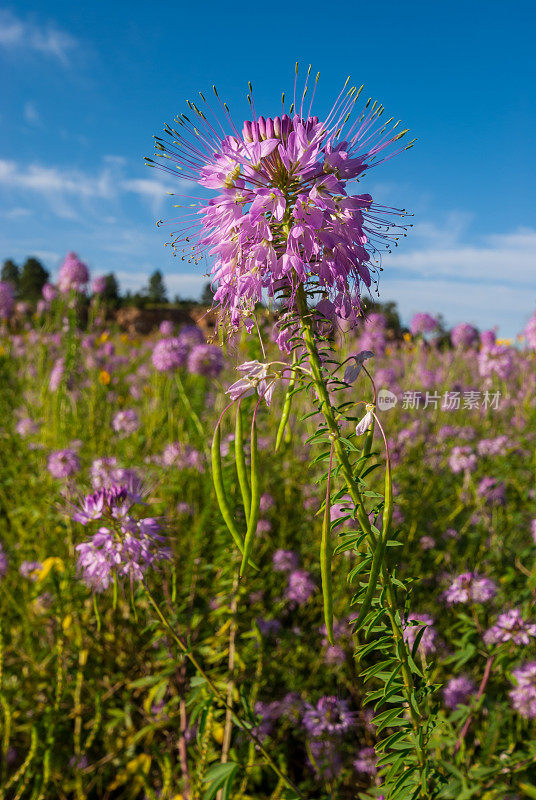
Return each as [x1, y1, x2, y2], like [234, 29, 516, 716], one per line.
[144, 270, 168, 304]
[1, 260, 20, 296]
[102, 273, 121, 307]
[19, 257, 49, 303]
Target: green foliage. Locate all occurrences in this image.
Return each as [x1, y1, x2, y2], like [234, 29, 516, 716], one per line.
[1, 259, 20, 295]
[0, 304, 534, 799]
[19, 257, 49, 302]
[144, 270, 168, 304]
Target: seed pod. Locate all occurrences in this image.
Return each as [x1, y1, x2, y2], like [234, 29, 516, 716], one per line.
[211, 422, 244, 553]
[240, 410, 261, 577]
[235, 402, 251, 522]
[275, 365, 297, 452]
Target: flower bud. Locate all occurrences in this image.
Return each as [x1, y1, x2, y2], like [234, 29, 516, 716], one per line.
[265, 117, 275, 139]
[242, 120, 253, 142]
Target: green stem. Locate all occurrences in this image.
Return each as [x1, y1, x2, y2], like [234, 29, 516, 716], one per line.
[175, 371, 207, 452]
[140, 581, 305, 798]
[295, 284, 429, 787]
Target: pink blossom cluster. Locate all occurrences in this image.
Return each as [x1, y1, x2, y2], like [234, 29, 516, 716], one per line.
[149, 73, 411, 336]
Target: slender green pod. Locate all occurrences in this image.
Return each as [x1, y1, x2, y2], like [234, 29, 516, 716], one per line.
[351, 529, 385, 632]
[235, 403, 251, 521]
[321, 443, 335, 644]
[275, 362, 297, 452]
[240, 410, 261, 577]
[353, 415, 393, 632]
[211, 423, 245, 554]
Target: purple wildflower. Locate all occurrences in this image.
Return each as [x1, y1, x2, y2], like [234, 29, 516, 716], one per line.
[161, 442, 203, 471]
[410, 313, 438, 335]
[286, 569, 315, 604]
[357, 313, 388, 357]
[478, 345, 514, 381]
[177, 325, 205, 348]
[159, 320, 174, 335]
[448, 446, 477, 474]
[443, 573, 497, 605]
[259, 493, 275, 512]
[48, 358, 65, 392]
[149, 70, 412, 334]
[76, 517, 169, 592]
[151, 337, 188, 371]
[330, 495, 354, 527]
[420, 535, 435, 551]
[90, 457, 118, 488]
[227, 360, 277, 405]
[0, 282, 15, 319]
[72, 489, 108, 524]
[510, 662, 536, 718]
[302, 695, 356, 737]
[477, 477, 506, 505]
[272, 549, 299, 572]
[403, 613, 438, 656]
[187, 343, 224, 377]
[480, 329, 496, 348]
[58, 252, 90, 293]
[36, 299, 50, 315]
[20, 561, 42, 580]
[524, 313, 536, 350]
[443, 676, 476, 709]
[343, 350, 374, 383]
[354, 746, 378, 776]
[91, 276, 107, 294]
[451, 323, 479, 348]
[477, 435, 509, 456]
[112, 409, 140, 435]
[0, 544, 8, 579]
[42, 283, 58, 302]
[484, 609, 536, 646]
[15, 417, 40, 437]
[47, 449, 80, 479]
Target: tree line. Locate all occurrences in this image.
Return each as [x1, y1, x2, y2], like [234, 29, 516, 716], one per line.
[1, 258, 214, 310]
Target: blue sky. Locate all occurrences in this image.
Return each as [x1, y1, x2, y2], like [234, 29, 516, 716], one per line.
[1, 0, 535, 336]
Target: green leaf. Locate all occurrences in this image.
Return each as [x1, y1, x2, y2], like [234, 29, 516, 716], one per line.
[202, 763, 240, 800]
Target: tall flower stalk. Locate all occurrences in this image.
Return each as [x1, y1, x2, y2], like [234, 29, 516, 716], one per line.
[150, 65, 439, 797]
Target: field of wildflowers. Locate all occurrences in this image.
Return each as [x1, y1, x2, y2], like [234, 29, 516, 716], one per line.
[1, 277, 535, 798]
[1, 68, 536, 800]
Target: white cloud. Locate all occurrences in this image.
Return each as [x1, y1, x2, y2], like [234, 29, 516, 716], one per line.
[378, 222, 536, 337]
[386, 227, 536, 285]
[379, 275, 535, 338]
[0, 156, 194, 220]
[0, 159, 116, 219]
[5, 206, 33, 219]
[122, 177, 176, 214]
[0, 10, 77, 66]
[23, 101, 41, 125]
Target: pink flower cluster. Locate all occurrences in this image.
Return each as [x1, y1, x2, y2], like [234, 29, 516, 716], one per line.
[58, 252, 90, 293]
[149, 72, 411, 335]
